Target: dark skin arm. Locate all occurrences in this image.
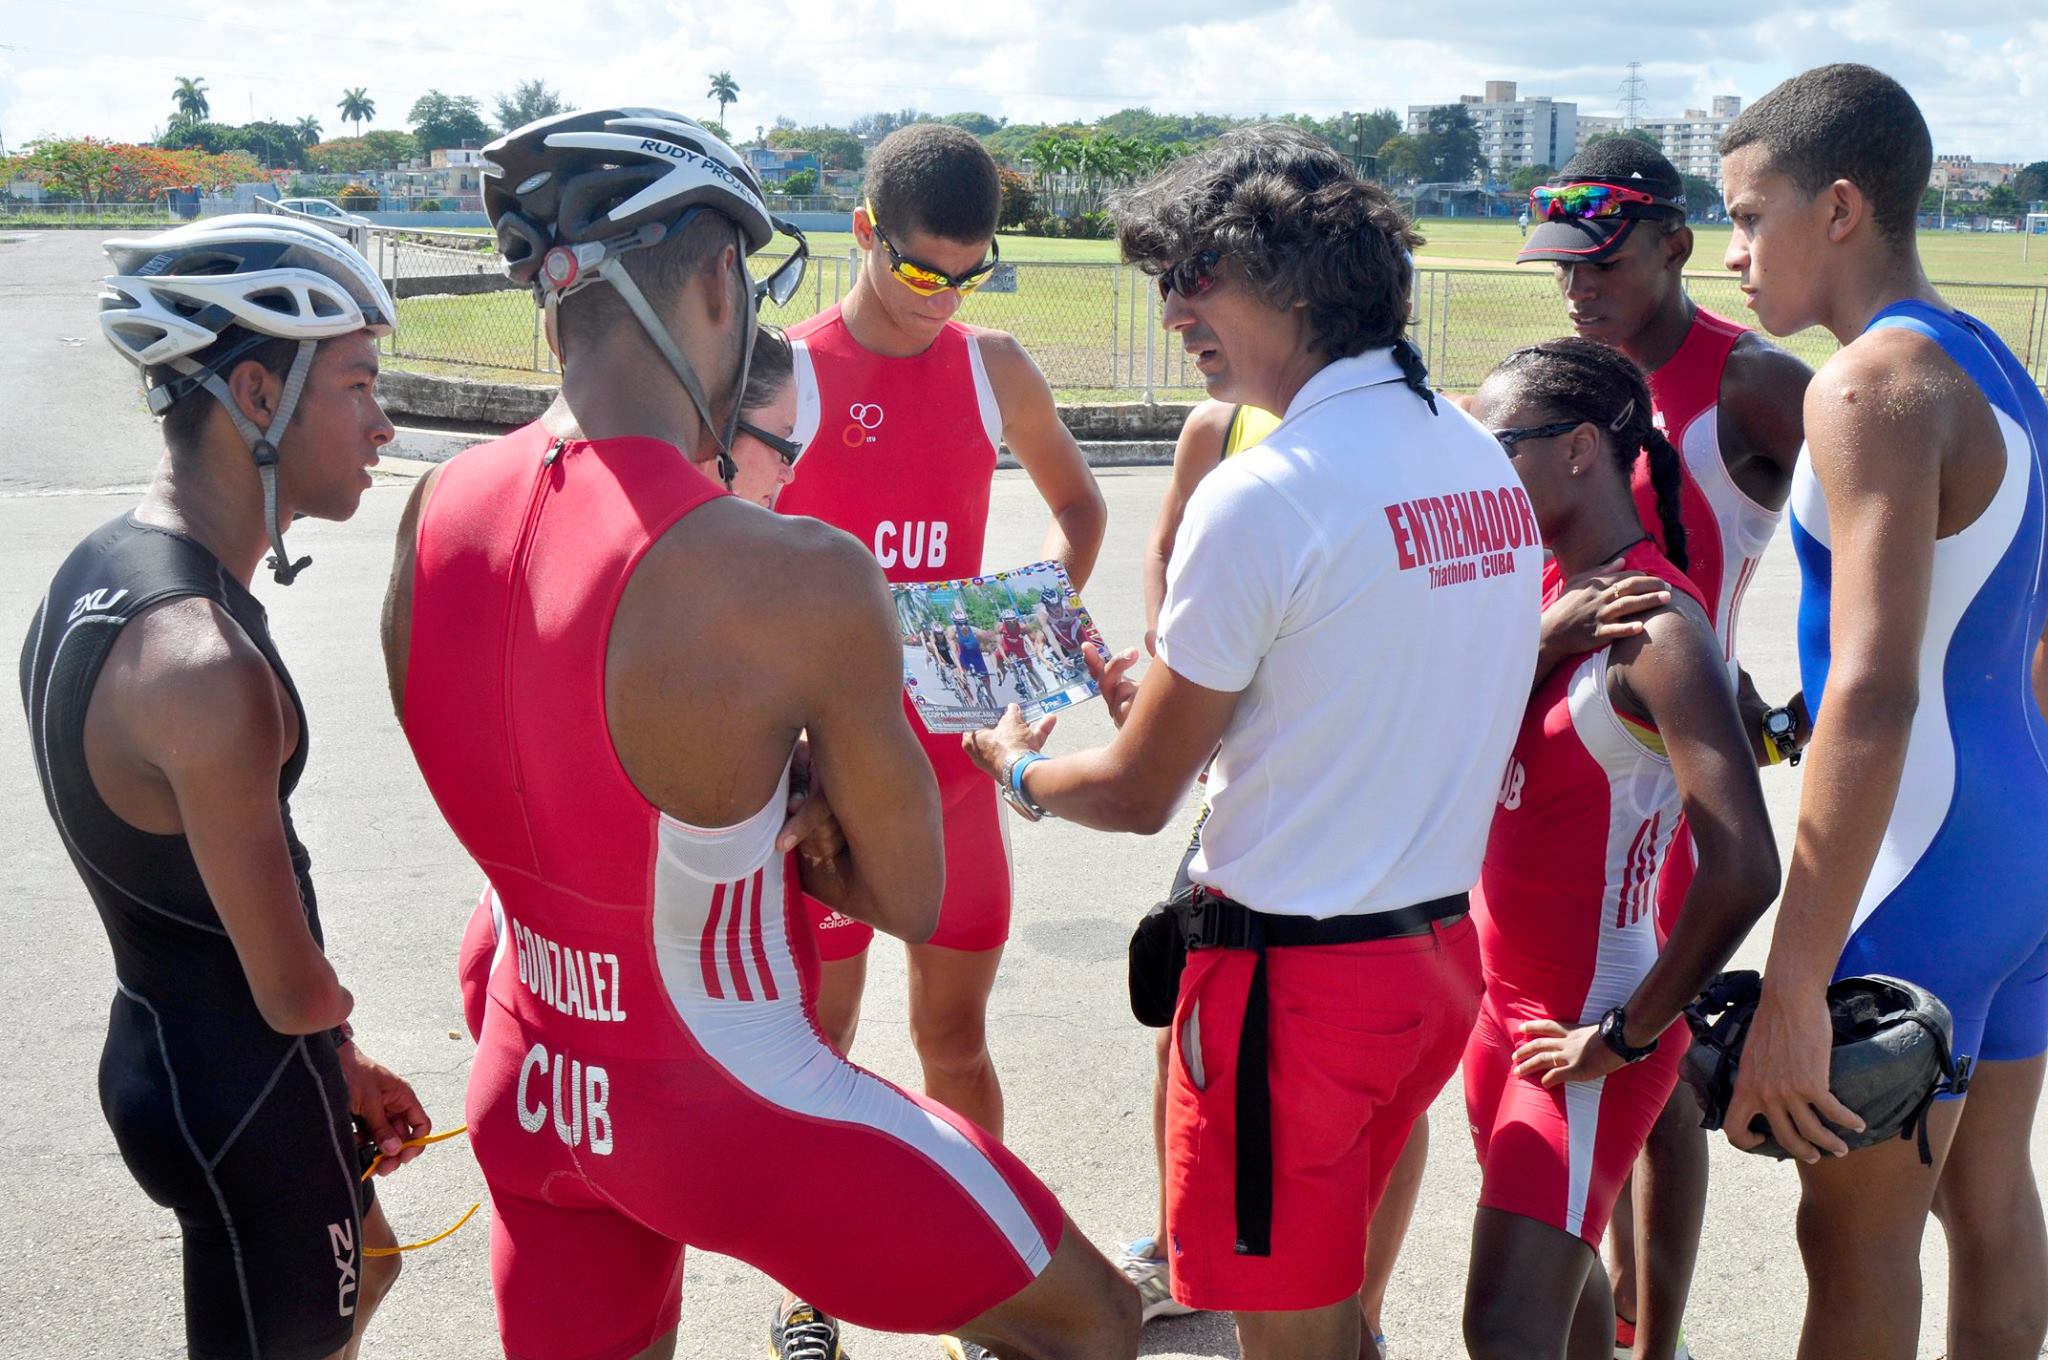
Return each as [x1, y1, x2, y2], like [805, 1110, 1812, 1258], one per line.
[608, 509, 945, 942]
[1513, 596, 1781, 1081]
[1726, 328, 2004, 1162]
[1533, 564, 1670, 692]
[92, 599, 352, 1035]
[978, 330, 1108, 591]
[1142, 400, 1234, 653]
[1715, 335, 1813, 512]
[781, 542, 947, 938]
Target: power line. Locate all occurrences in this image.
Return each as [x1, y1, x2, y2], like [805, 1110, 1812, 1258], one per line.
[1619, 61, 1647, 130]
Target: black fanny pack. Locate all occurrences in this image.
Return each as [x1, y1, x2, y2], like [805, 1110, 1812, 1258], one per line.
[1125, 885, 1469, 1256]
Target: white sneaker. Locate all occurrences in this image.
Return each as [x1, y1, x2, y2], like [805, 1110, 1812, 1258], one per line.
[1119, 1236, 1196, 1324]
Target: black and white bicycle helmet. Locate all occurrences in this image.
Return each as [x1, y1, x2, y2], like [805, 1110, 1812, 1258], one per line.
[99, 213, 397, 584]
[483, 107, 802, 487]
[1681, 970, 1971, 1164]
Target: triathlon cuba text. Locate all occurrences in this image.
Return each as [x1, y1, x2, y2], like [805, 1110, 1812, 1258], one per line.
[1384, 485, 1540, 591]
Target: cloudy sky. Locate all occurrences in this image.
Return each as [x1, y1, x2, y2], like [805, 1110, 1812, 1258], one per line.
[3, 0, 2044, 162]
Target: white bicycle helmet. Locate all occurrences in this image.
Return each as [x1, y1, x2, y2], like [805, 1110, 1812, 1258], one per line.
[99, 214, 398, 584]
[483, 107, 805, 486]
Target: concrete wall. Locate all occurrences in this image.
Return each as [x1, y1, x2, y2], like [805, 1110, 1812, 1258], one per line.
[781, 211, 852, 234]
[378, 370, 1191, 459]
[367, 211, 491, 228]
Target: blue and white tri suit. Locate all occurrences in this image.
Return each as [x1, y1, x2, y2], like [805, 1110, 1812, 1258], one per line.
[1791, 299, 2048, 1070]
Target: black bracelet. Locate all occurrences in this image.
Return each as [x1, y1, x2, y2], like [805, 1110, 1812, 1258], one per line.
[331, 1020, 355, 1050]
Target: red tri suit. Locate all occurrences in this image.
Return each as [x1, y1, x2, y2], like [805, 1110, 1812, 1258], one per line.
[1464, 540, 1706, 1246]
[777, 304, 1013, 959]
[1628, 305, 1784, 931]
[404, 423, 1061, 1360]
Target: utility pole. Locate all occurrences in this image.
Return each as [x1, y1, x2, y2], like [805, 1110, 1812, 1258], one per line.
[1620, 62, 1648, 130]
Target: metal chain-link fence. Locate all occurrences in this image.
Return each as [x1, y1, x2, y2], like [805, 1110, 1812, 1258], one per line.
[364, 221, 2048, 396]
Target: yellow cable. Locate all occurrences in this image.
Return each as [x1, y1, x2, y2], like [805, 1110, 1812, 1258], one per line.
[359, 1122, 470, 1182]
[366, 1201, 480, 1257]
[358, 1122, 481, 1257]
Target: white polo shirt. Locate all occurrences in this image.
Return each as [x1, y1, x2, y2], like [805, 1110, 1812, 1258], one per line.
[1156, 348, 1542, 918]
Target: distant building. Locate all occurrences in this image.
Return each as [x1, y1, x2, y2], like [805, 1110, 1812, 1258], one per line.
[746, 147, 822, 186]
[1931, 155, 2014, 191]
[1407, 81, 1577, 181]
[1572, 97, 1743, 189]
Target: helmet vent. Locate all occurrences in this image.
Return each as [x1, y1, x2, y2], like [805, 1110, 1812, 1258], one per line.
[248, 287, 301, 316]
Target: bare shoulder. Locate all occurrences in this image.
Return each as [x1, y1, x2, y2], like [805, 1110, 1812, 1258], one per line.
[1724, 334, 1813, 415]
[118, 597, 286, 767]
[1180, 398, 1235, 443]
[965, 327, 1049, 391]
[1611, 587, 1722, 683]
[1807, 326, 1972, 469]
[637, 499, 889, 633]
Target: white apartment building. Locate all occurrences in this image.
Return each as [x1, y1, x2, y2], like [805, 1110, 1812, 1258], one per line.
[1573, 96, 1743, 189]
[1407, 81, 1577, 181]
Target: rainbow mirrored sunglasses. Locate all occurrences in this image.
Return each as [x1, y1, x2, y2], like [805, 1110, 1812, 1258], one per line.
[864, 199, 1001, 296]
[1530, 181, 1684, 221]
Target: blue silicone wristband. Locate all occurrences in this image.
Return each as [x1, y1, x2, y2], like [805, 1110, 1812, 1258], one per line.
[1010, 750, 1047, 799]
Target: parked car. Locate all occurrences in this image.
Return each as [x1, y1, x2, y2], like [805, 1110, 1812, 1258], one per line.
[1989, 219, 2016, 233]
[275, 197, 371, 227]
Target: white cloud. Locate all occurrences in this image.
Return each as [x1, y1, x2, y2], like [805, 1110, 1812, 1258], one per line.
[1, 0, 2042, 161]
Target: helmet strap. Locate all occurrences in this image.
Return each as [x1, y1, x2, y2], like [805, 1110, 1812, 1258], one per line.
[582, 225, 754, 491]
[170, 338, 320, 585]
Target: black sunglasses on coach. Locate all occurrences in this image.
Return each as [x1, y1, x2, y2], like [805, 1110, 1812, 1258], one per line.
[1156, 248, 1222, 301]
[1490, 419, 1585, 456]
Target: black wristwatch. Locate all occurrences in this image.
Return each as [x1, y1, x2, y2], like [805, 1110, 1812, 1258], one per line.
[1597, 1006, 1660, 1065]
[1762, 705, 1801, 767]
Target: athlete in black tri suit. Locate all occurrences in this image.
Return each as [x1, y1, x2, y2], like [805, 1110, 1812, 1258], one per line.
[20, 215, 428, 1360]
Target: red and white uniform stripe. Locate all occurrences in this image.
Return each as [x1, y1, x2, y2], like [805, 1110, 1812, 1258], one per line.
[407, 422, 1060, 1360]
[1464, 540, 1700, 1245]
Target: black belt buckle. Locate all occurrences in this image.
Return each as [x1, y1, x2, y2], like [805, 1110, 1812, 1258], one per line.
[1185, 889, 1259, 951]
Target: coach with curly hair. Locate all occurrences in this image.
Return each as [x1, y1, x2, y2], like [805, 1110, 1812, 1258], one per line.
[964, 125, 1543, 1360]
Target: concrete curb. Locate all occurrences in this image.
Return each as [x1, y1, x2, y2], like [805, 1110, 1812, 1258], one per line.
[377, 370, 1197, 460]
[381, 424, 1177, 469]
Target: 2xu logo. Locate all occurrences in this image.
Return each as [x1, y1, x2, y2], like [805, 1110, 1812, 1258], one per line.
[68, 587, 129, 623]
[327, 1220, 358, 1317]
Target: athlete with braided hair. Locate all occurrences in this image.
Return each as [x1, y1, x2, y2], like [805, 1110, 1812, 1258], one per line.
[1460, 337, 1780, 1360]
[1520, 142, 1811, 1360]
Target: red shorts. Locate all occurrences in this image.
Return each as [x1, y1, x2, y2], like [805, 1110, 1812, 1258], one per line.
[1164, 914, 1483, 1312]
[807, 715, 1012, 959]
[1463, 996, 1686, 1247]
[463, 869, 1061, 1360]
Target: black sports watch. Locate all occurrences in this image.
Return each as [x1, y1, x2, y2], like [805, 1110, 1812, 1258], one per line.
[1597, 1006, 1660, 1065]
[1762, 705, 1801, 766]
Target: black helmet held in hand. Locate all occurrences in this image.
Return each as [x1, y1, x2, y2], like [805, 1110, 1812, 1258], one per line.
[1681, 970, 1970, 1164]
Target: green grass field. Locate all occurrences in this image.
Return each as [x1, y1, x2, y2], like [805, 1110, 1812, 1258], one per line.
[388, 218, 2048, 395]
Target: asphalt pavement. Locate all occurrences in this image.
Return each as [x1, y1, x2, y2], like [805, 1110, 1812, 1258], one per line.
[0, 225, 2025, 1360]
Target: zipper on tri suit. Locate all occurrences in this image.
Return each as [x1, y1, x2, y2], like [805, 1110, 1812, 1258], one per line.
[497, 440, 564, 817]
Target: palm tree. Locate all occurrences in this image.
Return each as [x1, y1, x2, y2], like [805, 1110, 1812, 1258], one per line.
[338, 88, 375, 137]
[295, 115, 322, 146]
[172, 76, 209, 123]
[706, 72, 739, 128]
